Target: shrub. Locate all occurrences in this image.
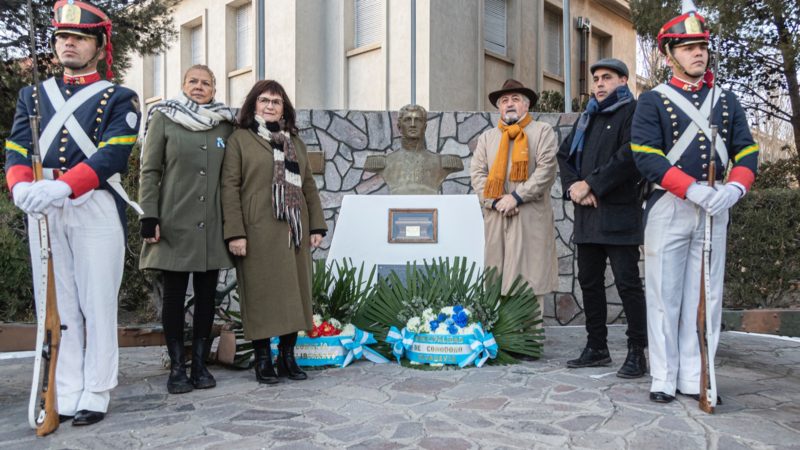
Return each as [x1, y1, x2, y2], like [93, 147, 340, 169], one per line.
[725, 188, 800, 309]
[0, 176, 34, 322]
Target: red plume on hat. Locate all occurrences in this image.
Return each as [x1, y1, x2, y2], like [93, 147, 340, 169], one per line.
[52, 0, 115, 79]
[656, 0, 710, 55]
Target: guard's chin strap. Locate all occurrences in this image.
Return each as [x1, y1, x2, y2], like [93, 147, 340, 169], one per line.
[60, 46, 105, 75]
[665, 45, 688, 76]
[666, 44, 711, 84]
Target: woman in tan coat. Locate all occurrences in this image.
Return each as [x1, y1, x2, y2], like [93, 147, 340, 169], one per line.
[139, 65, 236, 394]
[221, 80, 326, 385]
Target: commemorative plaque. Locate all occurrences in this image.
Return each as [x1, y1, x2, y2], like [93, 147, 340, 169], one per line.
[388, 208, 437, 243]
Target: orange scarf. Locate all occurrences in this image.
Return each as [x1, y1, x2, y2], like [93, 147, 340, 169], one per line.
[483, 113, 532, 199]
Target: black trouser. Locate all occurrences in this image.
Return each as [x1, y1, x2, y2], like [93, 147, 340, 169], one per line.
[253, 332, 298, 352]
[162, 270, 219, 341]
[577, 244, 646, 349]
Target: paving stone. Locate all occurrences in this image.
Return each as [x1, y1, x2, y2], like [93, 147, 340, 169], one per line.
[418, 436, 473, 450]
[452, 396, 508, 411]
[390, 377, 456, 395]
[0, 327, 798, 449]
[391, 421, 424, 440]
[312, 110, 332, 130]
[303, 409, 351, 426]
[271, 427, 315, 441]
[231, 409, 300, 422]
[347, 438, 404, 450]
[207, 422, 270, 437]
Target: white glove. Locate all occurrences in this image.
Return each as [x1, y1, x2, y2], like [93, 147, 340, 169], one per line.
[19, 180, 72, 214]
[685, 183, 717, 212]
[11, 182, 33, 213]
[708, 182, 745, 216]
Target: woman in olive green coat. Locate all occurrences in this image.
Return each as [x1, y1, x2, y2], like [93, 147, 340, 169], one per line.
[139, 65, 236, 394]
[221, 80, 326, 385]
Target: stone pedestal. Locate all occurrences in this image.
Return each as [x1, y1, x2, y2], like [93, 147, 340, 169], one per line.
[327, 195, 484, 282]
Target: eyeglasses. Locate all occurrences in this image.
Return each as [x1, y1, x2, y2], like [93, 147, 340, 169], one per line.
[257, 96, 283, 107]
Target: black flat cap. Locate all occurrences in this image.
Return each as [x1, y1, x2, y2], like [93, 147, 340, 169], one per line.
[589, 58, 629, 78]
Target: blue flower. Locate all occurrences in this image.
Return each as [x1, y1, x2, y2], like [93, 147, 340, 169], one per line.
[429, 320, 439, 331]
[454, 311, 469, 327]
[453, 305, 464, 314]
[445, 318, 455, 326]
[447, 324, 458, 335]
[437, 313, 447, 322]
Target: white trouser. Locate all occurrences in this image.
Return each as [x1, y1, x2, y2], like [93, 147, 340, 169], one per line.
[644, 192, 728, 396]
[28, 190, 124, 415]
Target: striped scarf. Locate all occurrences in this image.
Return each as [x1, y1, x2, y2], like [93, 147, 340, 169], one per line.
[144, 92, 236, 135]
[252, 115, 304, 249]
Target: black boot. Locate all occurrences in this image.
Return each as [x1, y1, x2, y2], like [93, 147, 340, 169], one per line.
[617, 343, 648, 378]
[277, 333, 307, 381]
[566, 346, 612, 368]
[165, 338, 193, 394]
[190, 337, 217, 389]
[253, 339, 279, 385]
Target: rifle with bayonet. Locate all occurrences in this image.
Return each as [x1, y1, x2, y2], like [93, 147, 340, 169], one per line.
[26, 0, 63, 436]
[696, 24, 723, 415]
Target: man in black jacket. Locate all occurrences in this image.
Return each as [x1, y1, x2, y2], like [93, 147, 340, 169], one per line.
[556, 58, 647, 378]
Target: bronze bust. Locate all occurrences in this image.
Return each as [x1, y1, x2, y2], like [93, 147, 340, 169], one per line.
[364, 104, 463, 195]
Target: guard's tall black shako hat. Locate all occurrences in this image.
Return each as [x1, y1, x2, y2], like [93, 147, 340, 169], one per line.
[51, 0, 115, 78]
[657, 0, 710, 55]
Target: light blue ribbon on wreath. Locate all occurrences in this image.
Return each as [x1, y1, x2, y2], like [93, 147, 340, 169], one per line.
[458, 324, 499, 368]
[385, 326, 415, 362]
[339, 328, 390, 367]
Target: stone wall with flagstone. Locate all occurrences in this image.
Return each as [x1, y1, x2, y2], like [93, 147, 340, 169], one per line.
[297, 109, 639, 327]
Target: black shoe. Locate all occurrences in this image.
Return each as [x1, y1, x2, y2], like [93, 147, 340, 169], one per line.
[166, 338, 193, 394]
[72, 410, 104, 426]
[190, 338, 217, 390]
[616, 344, 648, 379]
[566, 346, 612, 368]
[649, 392, 675, 403]
[277, 346, 307, 381]
[676, 389, 723, 405]
[58, 414, 73, 424]
[253, 343, 280, 385]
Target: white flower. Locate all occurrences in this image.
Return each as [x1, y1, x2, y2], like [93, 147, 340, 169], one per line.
[312, 314, 323, 327]
[440, 306, 455, 316]
[459, 323, 477, 335]
[433, 322, 449, 335]
[422, 308, 436, 322]
[329, 318, 342, 329]
[461, 308, 471, 316]
[410, 360, 422, 365]
[419, 321, 431, 333]
[430, 363, 445, 367]
[298, 330, 307, 337]
[406, 316, 422, 332]
[341, 324, 356, 336]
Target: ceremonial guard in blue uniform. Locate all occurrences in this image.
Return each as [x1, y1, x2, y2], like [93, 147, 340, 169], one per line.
[5, 0, 141, 425]
[631, 1, 758, 404]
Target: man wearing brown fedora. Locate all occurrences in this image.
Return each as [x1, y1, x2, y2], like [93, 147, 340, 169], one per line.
[470, 79, 559, 360]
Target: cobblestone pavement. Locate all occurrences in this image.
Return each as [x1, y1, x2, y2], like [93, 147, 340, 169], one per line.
[1, 326, 798, 449]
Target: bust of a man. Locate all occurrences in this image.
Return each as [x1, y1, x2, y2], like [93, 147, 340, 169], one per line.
[364, 104, 463, 194]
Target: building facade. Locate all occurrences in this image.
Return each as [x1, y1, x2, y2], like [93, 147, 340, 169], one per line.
[123, 0, 636, 112]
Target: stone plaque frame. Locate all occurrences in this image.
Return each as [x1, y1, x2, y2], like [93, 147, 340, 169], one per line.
[388, 208, 438, 243]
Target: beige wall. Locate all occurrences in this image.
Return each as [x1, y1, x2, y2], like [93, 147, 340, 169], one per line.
[121, 0, 635, 117]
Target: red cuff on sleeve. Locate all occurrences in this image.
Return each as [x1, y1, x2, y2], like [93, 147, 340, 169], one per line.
[59, 162, 100, 198]
[728, 166, 755, 192]
[5, 165, 34, 190]
[660, 167, 696, 199]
